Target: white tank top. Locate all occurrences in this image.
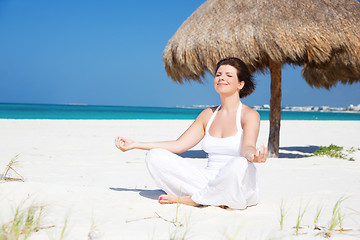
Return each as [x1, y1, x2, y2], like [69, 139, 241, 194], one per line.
[202, 102, 243, 170]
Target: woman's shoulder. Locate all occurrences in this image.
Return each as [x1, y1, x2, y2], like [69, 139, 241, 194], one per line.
[199, 106, 217, 117]
[199, 106, 218, 113]
[196, 106, 217, 123]
[241, 103, 260, 121]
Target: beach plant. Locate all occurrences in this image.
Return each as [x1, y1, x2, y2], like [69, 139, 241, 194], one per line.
[279, 199, 288, 231]
[348, 207, 360, 217]
[174, 189, 182, 227]
[88, 217, 101, 240]
[59, 217, 69, 240]
[169, 218, 190, 240]
[346, 147, 356, 154]
[312, 144, 360, 161]
[346, 147, 359, 162]
[169, 214, 191, 240]
[0, 200, 50, 240]
[169, 228, 188, 240]
[314, 204, 323, 230]
[47, 215, 70, 240]
[295, 201, 310, 235]
[1, 154, 24, 182]
[169, 190, 192, 240]
[328, 196, 347, 232]
[312, 144, 347, 159]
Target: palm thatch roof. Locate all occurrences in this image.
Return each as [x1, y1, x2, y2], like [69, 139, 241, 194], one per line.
[163, 0, 360, 89]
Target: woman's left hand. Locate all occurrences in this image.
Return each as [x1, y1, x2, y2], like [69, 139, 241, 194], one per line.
[249, 145, 267, 163]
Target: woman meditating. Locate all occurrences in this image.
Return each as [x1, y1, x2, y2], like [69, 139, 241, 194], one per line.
[115, 57, 267, 209]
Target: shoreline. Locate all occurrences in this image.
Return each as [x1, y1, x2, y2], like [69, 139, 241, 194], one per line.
[1, 102, 360, 113]
[1, 103, 360, 121]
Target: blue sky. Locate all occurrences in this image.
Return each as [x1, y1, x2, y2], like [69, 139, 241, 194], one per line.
[0, 0, 359, 108]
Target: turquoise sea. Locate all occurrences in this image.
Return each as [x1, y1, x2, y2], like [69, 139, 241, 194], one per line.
[1, 103, 360, 120]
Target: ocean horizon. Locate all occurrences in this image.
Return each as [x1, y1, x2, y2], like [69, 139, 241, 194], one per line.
[1, 103, 360, 120]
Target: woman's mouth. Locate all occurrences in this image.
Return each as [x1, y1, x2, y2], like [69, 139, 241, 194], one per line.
[217, 82, 228, 86]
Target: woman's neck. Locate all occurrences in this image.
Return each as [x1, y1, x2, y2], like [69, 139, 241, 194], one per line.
[219, 94, 241, 112]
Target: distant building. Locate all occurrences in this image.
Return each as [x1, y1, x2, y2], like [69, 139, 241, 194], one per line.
[312, 106, 319, 111]
[303, 106, 313, 111]
[320, 106, 330, 111]
[251, 104, 360, 112]
[330, 107, 345, 112]
[347, 104, 360, 111]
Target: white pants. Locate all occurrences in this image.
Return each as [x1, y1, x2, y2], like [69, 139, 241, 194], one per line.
[145, 148, 258, 209]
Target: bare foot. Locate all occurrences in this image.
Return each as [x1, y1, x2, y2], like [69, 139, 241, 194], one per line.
[158, 194, 199, 206]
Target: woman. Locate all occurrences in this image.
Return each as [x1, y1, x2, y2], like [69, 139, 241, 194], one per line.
[115, 57, 267, 209]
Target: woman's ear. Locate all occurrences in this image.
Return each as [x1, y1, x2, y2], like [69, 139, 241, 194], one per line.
[238, 81, 245, 90]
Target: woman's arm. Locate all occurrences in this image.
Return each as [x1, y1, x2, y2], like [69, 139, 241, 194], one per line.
[240, 106, 267, 163]
[115, 108, 213, 154]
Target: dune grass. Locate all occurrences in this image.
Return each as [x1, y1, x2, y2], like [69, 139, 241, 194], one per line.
[1, 154, 24, 182]
[46, 216, 70, 240]
[276, 196, 356, 238]
[0, 199, 52, 240]
[313, 204, 323, 230]
[328, 196, 347, 232]
[169, 190, 190, 240]
[59, 217, 69, 240]
[279, 199, 288, 231]
[295, 201, 310, 235]
[174, 190, 182, 227]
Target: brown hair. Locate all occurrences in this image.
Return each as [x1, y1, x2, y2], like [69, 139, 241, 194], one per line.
[215, 57, 255, 98]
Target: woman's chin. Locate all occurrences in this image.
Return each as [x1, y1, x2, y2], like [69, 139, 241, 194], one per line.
[215, 89, 237, 96]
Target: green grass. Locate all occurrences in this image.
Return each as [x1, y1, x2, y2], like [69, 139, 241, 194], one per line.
[59, 217, 69, 240]
[279, 199, 288, 231]
[47, 215, 70, 240]
[0, 200, 50, 240]
[313, 144, 346, 159]
[314, 204, 323, 230]
[312, 144, 358, 161]
[328, 196, 347, 232]
[169, 190, 189, 240]
[295, 201, 310, 235]
[276, 196, 356, 238]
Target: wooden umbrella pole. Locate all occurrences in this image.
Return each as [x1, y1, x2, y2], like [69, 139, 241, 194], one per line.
[268, 59, 282, 158]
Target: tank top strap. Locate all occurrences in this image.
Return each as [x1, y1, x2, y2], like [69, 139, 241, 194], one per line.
[205, 105, 221, 133]
[236, 101, 243, 131]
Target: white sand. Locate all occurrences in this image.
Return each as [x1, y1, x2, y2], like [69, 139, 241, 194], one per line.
[0, 119, 360, 239]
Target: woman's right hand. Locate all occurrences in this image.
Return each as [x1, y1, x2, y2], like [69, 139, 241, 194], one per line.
[115, 136, 137, 152]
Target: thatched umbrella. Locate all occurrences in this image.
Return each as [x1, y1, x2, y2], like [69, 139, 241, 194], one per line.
[163, 0, 360, 157]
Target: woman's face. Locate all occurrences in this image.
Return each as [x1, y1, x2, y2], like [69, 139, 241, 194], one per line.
[214, 65, 244, 96]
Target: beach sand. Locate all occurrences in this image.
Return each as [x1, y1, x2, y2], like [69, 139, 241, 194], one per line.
[1, 119, 360, 239]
